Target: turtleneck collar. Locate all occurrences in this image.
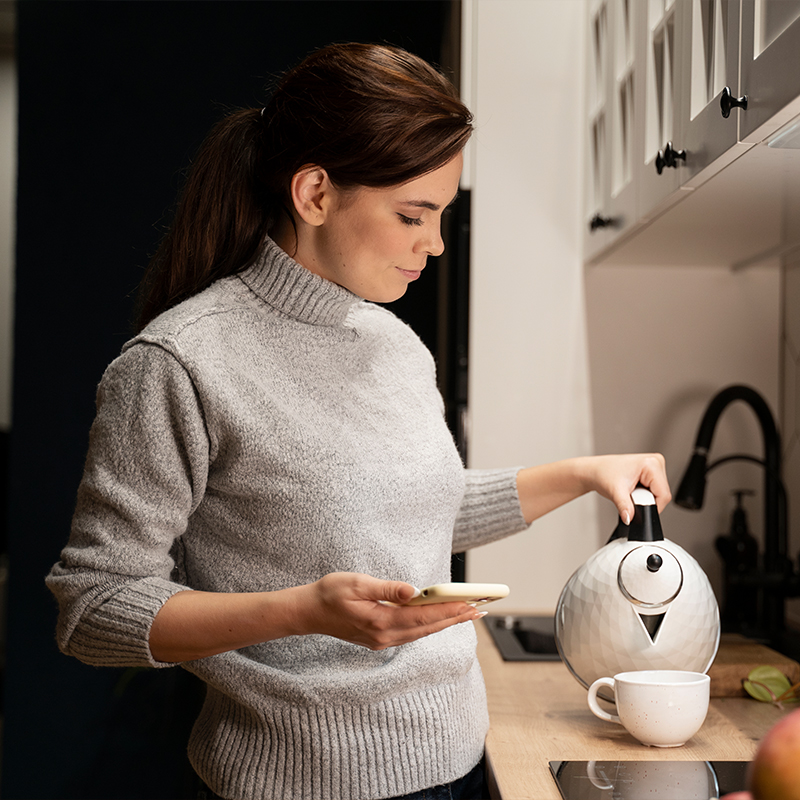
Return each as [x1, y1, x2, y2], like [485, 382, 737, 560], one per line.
[238, 236, 363, 327]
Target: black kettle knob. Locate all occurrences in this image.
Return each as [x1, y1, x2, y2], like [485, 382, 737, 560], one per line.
[646, 553, 663, 572]
[655, 142, 687, 175]
[720, 86, 748, 119]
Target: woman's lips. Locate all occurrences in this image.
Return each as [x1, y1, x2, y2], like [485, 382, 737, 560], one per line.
[396, 267, 422, 280]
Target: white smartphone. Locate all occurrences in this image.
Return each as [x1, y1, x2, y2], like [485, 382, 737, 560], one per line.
[403, 582, 509, 606]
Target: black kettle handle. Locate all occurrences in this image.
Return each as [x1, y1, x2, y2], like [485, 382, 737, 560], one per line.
[607, 486, 664, 543]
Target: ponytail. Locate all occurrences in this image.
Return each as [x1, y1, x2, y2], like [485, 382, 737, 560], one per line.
[136, 108, 272, 331]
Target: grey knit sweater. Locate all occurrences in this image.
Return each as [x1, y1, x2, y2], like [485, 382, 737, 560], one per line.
[47, 237, 529, 800]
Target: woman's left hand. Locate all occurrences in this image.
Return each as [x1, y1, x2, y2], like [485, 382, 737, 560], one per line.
[515, 453, 671, 525]
[581, 452, 671, 523]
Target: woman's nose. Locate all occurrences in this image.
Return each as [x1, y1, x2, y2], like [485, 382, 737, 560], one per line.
[421, 224, 445, 257]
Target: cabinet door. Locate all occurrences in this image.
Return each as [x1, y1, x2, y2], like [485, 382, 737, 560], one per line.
[636, 0, 686, 220]
[740, 0, 800, 141]
[676, 0, 744, 185]
[606, 0, 640, 225]
[585, 0, 641, 261]
[584, 0, 616, 260]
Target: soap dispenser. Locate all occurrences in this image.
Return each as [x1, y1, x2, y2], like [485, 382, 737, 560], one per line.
[715, 489, 759, 633]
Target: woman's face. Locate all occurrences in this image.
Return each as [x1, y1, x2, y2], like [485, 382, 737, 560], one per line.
[294, 153, 463, 303]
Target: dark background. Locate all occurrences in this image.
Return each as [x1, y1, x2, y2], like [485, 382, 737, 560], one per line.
[4, 2, 468, 797]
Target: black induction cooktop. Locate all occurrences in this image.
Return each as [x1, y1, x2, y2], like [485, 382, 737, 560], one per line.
[483, 614, 561, 661]
[549, 760, 749, 799]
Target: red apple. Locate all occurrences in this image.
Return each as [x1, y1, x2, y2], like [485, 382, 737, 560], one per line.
[748, 707, 800, 800]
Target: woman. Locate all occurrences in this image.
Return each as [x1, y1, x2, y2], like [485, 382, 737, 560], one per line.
[47, 43, 670, 800]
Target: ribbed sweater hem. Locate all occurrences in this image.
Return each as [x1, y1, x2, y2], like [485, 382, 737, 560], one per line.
[188, 660, 489, 800]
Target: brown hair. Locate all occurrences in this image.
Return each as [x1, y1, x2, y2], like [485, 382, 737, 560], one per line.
[136, 42, 472, 330]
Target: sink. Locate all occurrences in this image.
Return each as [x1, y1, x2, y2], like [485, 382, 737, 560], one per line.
[483, 614, 562, 662]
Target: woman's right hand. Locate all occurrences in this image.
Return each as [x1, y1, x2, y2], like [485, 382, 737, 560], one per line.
[299, 572, 485, 650]
[150, 572, 483, 662]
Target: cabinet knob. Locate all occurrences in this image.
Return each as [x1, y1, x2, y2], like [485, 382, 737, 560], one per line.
[589, 213, 617, 232]
[655, 142, 686, 175]
[720, 86, 748, 119]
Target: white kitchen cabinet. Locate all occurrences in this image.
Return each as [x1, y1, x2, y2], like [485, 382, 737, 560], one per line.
[584, 0, 800, 265]
[637, 0, 747, 213]
[740, 0, 800, 141]
[585, 0, 696, 252]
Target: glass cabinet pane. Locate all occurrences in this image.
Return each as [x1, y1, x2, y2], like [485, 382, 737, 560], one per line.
[589, 3, 609, 111]
[644, 7, 677, 162]
[741, 0, 800, 140]
[690, 0, 730, 120]
[755, 0, 800, 55]
[612, 0, 635, 196]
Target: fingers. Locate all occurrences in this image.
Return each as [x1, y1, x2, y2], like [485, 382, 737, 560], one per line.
[377, 580, 421, 606]
[307, 573, 484, 651]
[647, 455, 672, 513]
[371, 603, 485, 650]
[611, 453, 672, 521]
[632, 452, 671, 513]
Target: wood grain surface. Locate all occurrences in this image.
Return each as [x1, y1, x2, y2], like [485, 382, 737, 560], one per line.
[708, 634, 800, 696]
[477, 620, 795, 800]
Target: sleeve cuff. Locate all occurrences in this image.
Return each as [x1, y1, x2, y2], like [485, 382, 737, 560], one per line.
[452, 467, 529, 551]
[63, 577, 191, 668]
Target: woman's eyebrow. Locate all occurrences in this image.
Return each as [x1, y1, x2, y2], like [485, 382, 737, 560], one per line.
[400, 192, 461, 212]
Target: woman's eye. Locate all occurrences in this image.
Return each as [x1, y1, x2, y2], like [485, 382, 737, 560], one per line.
[398, 214, 424, 227]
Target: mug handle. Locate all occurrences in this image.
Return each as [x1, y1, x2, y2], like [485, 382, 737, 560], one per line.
[587, 677, 621, 724]
[586, 761, 614, 791]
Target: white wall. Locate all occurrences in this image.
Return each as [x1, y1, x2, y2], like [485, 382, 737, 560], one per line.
[464, 0, 598, 612]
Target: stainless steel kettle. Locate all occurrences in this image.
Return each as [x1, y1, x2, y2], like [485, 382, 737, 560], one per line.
[555, 487, 720, 690]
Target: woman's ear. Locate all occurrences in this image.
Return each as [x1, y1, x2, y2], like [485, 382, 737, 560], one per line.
[289, 166, 331, 226]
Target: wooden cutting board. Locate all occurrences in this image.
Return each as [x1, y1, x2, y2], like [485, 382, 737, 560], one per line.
[708, 634, 800, 697]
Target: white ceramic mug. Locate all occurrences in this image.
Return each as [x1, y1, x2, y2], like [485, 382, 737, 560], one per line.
[587, 670, 710, 747]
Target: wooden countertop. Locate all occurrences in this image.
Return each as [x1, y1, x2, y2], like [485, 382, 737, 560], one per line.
[476, 619, 794, 800]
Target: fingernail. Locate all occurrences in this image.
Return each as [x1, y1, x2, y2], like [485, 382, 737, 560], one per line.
[474, 611, 488, 618]
[623, 511, 631, 525]
[410, 587, 421, 598]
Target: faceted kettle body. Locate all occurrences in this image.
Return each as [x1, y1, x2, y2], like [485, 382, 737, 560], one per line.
[555, 489, 720, 691]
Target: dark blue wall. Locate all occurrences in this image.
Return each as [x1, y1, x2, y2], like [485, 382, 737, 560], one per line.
[5, 3, 452, 797]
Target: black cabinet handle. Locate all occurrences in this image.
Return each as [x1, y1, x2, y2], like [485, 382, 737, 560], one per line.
[589, 213, 616, 232]
[655, 142, 686, 174]
[720, 86, 748, 118]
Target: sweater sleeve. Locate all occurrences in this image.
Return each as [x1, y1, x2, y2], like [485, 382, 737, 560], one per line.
[46, 342, 210, 668]
[451, 467, 529, 552]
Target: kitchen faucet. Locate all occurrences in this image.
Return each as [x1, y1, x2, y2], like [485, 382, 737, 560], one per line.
[675, 384, 796, 644]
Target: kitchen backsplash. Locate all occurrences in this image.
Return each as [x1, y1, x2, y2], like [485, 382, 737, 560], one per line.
[784, 252, 800, 628]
